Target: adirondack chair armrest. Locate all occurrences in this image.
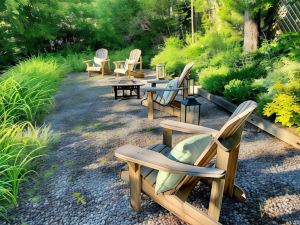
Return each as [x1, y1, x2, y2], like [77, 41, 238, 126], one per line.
[113, 60, 126, 64]
[160, 120, 218, 136]
[83, 60, 92, 65]
[144, 87, 185, 92]
[115, 144, 225, 178]
[113, 61, 126, 68]
[147, 80, 170, 84]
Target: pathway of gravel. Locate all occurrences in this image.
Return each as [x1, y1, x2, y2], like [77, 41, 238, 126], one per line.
[2, 71, 299, 225]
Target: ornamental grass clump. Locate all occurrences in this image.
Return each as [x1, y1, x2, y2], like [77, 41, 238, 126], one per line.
[0, 122, 51, 219]
[0, 56, 64, 219]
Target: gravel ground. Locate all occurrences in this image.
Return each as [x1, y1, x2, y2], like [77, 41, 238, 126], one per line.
[2, 71, 299, 225]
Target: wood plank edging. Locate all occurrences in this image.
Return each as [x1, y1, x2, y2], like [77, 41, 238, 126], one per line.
[196, 87, 300, 149]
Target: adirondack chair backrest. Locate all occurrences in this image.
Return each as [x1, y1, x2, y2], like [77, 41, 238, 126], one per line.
[178, 62, 194, 87]
[162, 62, 194, 105]
[95, 48, 108, 59]
[216, 100, 257, 141]
[173, 100, 257, 193]
[129, 49, 141, 62]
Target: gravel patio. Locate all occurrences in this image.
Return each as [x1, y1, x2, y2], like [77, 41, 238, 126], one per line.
[3, 71, 300, 225]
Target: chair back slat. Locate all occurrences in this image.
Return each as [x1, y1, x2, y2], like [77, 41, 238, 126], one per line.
[96, 48, 108, 59]
[129, 49, 142, 63]
[163, 62, 193, 105]
[217, 101, 257, 140]
[178, 62, 194, 87]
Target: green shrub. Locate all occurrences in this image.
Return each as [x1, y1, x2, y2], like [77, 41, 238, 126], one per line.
[263, 94, 300, 135]
[257, 92, 274, 115]
[263, 60, 300, 97]
[223, 79, 251, 102]
[199, 66, 229, 94]
[0, 55, 70, 218]
[150, 36, 185, 74]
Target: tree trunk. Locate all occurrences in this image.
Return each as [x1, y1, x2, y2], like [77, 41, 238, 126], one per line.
[243, 10, 259, 52]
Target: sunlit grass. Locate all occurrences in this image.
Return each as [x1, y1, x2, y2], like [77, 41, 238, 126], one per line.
[0, 54, 84, 219]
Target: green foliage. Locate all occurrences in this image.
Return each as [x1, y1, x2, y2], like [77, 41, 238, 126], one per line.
[0, 53, 86, 218]
[224, 79, 251, 102]
[0, 0, 176, 69]
[263, 94, 300, 134]
[0, 123, 51, 215]
[263, 59, 300, 98]
[72, 192, 86, 205]
[151, 37, 185, 74]
[0, 57, 65, 124]
[199, 66, 229, 94]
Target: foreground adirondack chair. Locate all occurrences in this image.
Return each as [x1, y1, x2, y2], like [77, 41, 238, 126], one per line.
[141, 62, 194, 120]
[115, 100, 257, 225]
[83, 48, 110, 77]
[113, 49, 142, 78]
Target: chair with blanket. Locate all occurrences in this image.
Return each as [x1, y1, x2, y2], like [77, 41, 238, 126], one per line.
[141, 62, 194, 119]
[113, 49, 142, 78]
[83, 48, 110, 77]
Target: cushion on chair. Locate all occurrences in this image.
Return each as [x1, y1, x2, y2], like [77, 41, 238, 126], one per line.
[155, 134, 213, 194]
[114, 68, 127, 74]
[159, 78, 179, 106]
[93, 57, 104, 67]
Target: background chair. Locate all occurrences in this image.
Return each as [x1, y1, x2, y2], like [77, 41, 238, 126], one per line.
[141, 62, 194, 119]
[83, 48, 110, 77]
[113, 49, 142, 78]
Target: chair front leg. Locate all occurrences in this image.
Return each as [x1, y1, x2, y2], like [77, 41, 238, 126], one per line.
[140, 57, 143, 73]
[128, 162, 142, 213]
[127, 64, 132, 78]
[208, 177, 225, 221]
[147, 91, 154, 120]
[101, 62, 105, 77]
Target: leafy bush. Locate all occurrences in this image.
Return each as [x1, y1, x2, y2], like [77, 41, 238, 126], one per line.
[224, 79, 252, 102]
[263, 94, 300, 135]
[227, 64, 267, 81]
[151, 37, 185, 74]
[199, 66, 229, 94]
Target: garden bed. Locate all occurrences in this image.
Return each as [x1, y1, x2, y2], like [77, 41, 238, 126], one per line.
[197, 87, 300, 149]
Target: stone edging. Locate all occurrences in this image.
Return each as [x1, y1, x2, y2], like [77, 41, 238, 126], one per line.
[196, 87, 300, 149]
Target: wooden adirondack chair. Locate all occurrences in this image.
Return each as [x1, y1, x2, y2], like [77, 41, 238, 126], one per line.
[141, 62, 194, 120]
[83, 48, 111, 77]
[115, 100, 258, 225]
[113, 49, 142, 78]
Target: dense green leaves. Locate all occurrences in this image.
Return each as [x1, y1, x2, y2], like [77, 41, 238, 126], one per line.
[0, 0, 182, 69]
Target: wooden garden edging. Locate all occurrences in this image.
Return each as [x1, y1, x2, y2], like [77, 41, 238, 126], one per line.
[196, 87, 300, 149]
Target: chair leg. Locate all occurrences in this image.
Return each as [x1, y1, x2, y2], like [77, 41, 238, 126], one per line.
[224, 144, 240, 197]
[101, 62, 105, 77]
[147, 91, 154, 120]
[128, 162, 141, 213]
[208, 177, 225, 221]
